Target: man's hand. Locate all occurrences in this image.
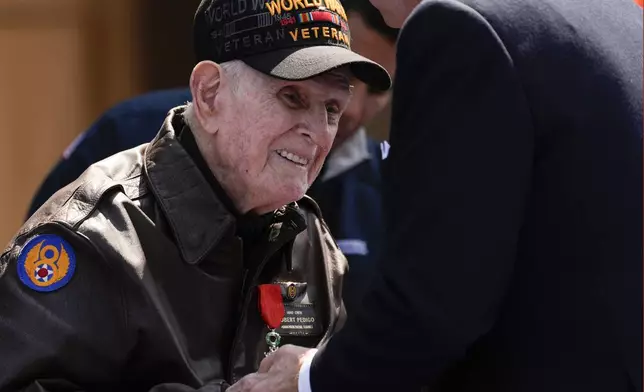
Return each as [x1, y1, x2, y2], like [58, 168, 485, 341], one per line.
[227, 345, 316, 392]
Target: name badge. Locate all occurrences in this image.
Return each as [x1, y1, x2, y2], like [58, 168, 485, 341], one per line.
[274, 282, 323, 337]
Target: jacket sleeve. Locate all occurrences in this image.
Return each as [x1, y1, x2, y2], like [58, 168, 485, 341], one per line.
[0, 226, 229, 392]
[310, 0, 535, 390]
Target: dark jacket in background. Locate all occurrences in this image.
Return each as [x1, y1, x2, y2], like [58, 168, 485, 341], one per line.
[310, 0, 643, 391]
[0, 108, 347, 391]
[27, 88, 193, 215]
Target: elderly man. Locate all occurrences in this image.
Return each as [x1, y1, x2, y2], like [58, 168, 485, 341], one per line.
[26, 0, 398, 316]
[231, 0, 643, 391]
[0, 0, 390, 390]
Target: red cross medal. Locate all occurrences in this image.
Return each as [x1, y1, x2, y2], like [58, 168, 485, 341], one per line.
[258, 284, 285, 356]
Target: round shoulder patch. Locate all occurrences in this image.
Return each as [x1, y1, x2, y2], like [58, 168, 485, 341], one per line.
[16, 234, 76, 292]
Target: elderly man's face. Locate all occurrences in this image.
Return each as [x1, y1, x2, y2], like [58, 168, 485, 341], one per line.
[200, 63, 352, 214]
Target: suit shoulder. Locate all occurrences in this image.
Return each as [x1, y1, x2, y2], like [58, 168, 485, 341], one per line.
[396, 0, 517, 81]
[403, 0, 487, 32]
[397, 0, 507, 63]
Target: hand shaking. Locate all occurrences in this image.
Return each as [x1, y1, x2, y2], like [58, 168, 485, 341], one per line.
[227, 345, 317, 392]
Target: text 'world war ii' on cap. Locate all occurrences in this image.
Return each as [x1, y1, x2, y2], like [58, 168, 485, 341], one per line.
[194, 0, 392, 91]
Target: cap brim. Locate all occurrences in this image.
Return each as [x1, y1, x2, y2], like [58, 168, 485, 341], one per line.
[242, 46, 392, 92]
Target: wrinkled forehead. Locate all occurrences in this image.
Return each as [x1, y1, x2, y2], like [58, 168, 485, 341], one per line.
[230, 61, 352, 95]
[275, 71, 353, 97]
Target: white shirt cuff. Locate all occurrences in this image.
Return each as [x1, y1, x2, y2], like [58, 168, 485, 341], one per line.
[297, 349, 318, 392]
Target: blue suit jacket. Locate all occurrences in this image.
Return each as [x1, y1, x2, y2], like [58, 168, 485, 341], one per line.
[310, 0, 643, 391]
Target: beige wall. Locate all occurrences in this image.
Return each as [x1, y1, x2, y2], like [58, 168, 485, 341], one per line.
[0, 0, 143, 246]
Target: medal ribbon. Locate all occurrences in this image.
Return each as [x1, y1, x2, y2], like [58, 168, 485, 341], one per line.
[258, 284, 285, 329]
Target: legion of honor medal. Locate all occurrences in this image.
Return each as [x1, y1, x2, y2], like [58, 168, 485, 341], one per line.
[258, 283, 285, 356]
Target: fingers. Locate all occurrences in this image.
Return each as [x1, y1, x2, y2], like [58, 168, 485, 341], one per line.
[258, 345, 304, 373]
[258, 352, 277, 373]
[227, 372, 266, 392]
[230, 346, 309, 392]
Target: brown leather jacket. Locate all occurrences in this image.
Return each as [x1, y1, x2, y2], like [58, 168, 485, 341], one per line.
[0, 109, 347, 391]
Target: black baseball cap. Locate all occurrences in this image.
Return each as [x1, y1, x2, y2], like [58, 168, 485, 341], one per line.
[194, 0, 392, 91]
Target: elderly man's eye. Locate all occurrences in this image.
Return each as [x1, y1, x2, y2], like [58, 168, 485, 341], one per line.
[326, 103, 341, 115]
[284, 93, 299, 104]
[326, 103, 341, 124]
[279, 88, 304, 108]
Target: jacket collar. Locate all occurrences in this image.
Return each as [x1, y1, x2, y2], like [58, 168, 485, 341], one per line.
[144, 106, 236, 265]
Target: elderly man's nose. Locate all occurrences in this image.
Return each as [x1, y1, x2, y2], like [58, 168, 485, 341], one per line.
[299, 109, 331, 142]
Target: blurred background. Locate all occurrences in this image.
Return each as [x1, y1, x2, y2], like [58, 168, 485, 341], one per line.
[0, 0, 391, 246]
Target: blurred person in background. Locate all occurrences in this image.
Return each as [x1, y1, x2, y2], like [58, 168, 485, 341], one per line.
[26, 0, 399, 315]
[0, 0, 391, 390]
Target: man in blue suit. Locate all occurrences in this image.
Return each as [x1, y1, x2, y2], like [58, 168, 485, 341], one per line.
[27, 0, 398, 316]
[230, 0, 643, 391]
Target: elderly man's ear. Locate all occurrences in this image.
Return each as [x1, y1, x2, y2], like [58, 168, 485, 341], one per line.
[189, 61, 224, 135]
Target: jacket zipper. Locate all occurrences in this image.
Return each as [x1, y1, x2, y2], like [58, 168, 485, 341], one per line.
[227, 250, 274, 384]
[226, 206, 304, 383]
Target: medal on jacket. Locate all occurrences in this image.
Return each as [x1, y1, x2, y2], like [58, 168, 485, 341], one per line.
[258, 284, 285, 356]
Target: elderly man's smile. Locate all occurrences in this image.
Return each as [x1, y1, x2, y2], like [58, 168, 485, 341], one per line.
[275, 149, 311, 167]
